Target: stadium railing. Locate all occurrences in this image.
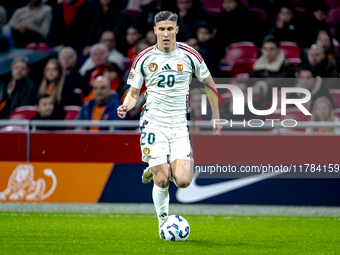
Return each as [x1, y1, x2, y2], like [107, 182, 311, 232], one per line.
[0, 120, 339, 132]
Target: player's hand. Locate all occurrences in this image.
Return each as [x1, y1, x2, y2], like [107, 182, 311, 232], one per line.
[117, 105, 128, 118]
[211, 118, 222, 136]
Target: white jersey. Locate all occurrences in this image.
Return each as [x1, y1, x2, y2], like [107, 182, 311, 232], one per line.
[127, 42, 211, 128]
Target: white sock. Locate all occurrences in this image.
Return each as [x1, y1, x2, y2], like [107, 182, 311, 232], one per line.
[152, 183, 169, 227]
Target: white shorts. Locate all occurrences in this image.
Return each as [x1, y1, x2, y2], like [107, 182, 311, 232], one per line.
[140, 122, 194, 167]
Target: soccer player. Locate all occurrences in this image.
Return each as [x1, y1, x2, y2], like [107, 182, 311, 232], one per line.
[117, 11, 221, 228]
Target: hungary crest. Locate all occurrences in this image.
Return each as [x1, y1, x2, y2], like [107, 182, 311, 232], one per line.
[148, 63, 158, 72]
[177, 61, 183, 73]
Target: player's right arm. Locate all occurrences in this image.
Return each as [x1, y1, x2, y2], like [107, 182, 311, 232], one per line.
[117, 87, 140, 118]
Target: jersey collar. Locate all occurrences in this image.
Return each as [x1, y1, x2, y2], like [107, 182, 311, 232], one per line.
[154, 43, 178, 56]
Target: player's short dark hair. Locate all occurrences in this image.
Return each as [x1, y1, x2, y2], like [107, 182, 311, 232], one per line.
[35, 94, 51, 105]
[262, 34, 280, 48]
[154, 11, 178, 25]
[298, 64, 317, 77]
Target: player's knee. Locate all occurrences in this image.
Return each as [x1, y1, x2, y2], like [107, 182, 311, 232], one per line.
[176, 176, 192, 189]
[156, 177, 169, 188]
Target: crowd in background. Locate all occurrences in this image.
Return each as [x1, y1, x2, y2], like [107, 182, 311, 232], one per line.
[0, 0, 340, 133]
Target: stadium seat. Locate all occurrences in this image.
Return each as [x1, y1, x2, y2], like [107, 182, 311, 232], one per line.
[201, 0, 223, 10]
[334, 108, 340, 118]
[329, 89, 340, 108]
[294, 7, 305, 13]
[64, 106, 81, 120]
[280, 41, 300, 58]
[0, 126, 26, 132]
[9, 106, 37, 120]
[240, 0, 249, 6]
[225, 42, 258, 66]
[280, 42, 301, 66]
[326, 7, 340, 36]
[280, 107, 311, 122]
[232, 58, 256, 77]
[24, 43, 51, 51]
[291, 0, 305, 7]
[248, 7, 267, 25]
[124, 9, 142, 22]
[326, 0, 340, 8]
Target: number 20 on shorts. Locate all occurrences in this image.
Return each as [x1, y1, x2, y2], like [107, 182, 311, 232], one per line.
[141, 132, 155, 146]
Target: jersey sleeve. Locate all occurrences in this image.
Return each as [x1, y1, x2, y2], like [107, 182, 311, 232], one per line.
[126, 66, 144, 89]
[194, 60, 211, 82]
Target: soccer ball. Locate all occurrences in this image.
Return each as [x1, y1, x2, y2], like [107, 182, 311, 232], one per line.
[158, 215, 190, 241]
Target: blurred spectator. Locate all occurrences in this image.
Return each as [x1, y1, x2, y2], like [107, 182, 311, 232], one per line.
[80, 31, 125, 75]
[289, 65, 335, 111]
[136, 39, 152, 54]
[188, 88, 206, 121]
[84, 0, 129, 55]
[217, 0, 252, 53]
[196, 22, 219, 77]
[269, 2, 301, 44]
[126, 25, 143, 59]
[48, 0, 92, 52]
[81, 43, 109, 98]
[76, 76, 122, 130]
[8, 0, 52, 47]
[251, 35, 295, 78]
[175, 0, 207, 42]
[83, 62, 122, 103]
[221, 77, 264, 121]
[306, 97, 340, 134]
[300, 0, 331, 48]
[58, 47, 81, 89]
[0, 57, 35, 119]
[137, 0, 176, 35]
[0, 5, 7, 32]
[302, 44, 338, 78]
[315, 30, 336, 59]
[31, 94, 65, 130]
[251, 35, 296, 108]
[102, 62, 123, 93]
[37, 59, 76, 113]
[146, 29, 157, 45]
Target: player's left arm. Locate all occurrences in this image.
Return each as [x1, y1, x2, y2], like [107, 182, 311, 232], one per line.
[202, 75, 222, 136]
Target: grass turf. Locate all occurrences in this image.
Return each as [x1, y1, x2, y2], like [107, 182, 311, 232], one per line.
[0, 212, 339, 254]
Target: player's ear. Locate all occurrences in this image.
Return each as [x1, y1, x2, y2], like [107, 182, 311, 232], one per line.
[154, 26, 157, 35]
[176, 25, 179, 35]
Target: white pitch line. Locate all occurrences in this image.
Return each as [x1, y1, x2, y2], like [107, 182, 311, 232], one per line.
[0, 203, 339, 217]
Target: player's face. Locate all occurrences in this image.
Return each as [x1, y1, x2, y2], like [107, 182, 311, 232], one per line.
[154, 20, 178, 49]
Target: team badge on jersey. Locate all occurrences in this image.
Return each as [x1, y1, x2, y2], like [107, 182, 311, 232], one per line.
[143, 147, 151, 155]
[148, 63, 158, 72]
[177, 61, 184, 73]
[128, 72, 134, 81]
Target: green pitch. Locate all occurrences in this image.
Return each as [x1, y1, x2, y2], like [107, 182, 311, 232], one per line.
[0, 212, 339, 254]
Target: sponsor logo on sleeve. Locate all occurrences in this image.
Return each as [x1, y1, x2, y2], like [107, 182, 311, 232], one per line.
[128, 72, 134, 81]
